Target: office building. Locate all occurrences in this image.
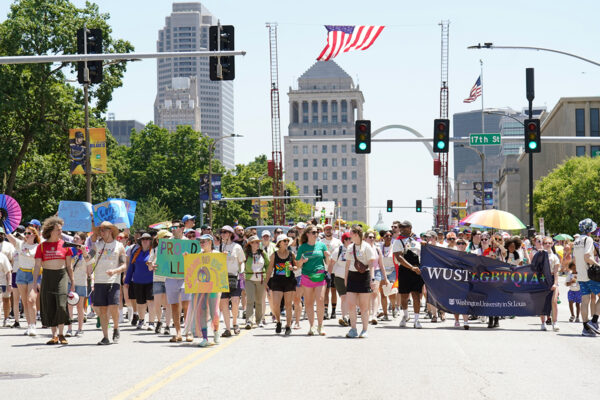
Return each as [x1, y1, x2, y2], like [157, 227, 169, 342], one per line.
[154, 2, 234, 169]
[283, 61, 369, 223]
[106, 118, 145, 147]
[154, 76, 202, 133]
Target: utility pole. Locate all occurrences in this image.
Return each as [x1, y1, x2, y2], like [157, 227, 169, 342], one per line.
[526, 68, 534, 232]
[83, 24, 92, 203]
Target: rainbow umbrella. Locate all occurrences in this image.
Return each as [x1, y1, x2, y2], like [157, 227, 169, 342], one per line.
[459, 209, 526, 230]
[0, 194, 22, 234]
[149, 221, 172, 230]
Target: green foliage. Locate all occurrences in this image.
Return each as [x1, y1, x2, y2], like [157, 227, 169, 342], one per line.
[346, 220, 371, 231]
[533, 156, 600, 234]
[131, 196, 172, 232]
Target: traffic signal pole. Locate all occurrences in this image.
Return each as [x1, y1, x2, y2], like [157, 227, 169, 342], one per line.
[526, 68, 534, 231]
[83, 24, 92, 203]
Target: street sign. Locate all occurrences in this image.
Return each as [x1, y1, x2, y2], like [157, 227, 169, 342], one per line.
[469, 133, 501, 146]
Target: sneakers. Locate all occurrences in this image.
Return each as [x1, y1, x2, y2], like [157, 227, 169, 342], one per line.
[275, 322, 282, 334]
[198, 339, 209, 347]
[323, 312, 329, 320]
[399, 317, 408, 328]
[136, 319, 144, 330]
[222, 329, 232, 338]
[381, 315, 390, 321]
[317, 326, 326, 336]
[338, 317, 349, 327]
[131, 314, 139, 327]
[540, 323, 547, 331]
[23, 327, 30, 336]
[370, 319, 378, 325]
[464, 322, 470, 330]
[359, 330, 368, 338]
[12, 321, 20, 328]
[545, 318, 552, 325]
[3, 318, 9, 327]
[113, 329, 120, 344]
[214, 330, 220, 344]
[582, 327, 597, 337]
[75, 330, 83, 337]
[585, 321, 600, 334]
[29, 326, 37, 336]
[346, 328, 359, 338]
[148, 322, 155, 332]
[392, 309, 398, 318]
[258, 322, 264, 328]
[330, 310, 336, 319]
[308, 326, 318, 336]
[284, 326, 292, 336]
[155, 321, 162, 334]
[97, 337, 111, 345]
[414, 320, 422, 329]
[164, 326, 170, 336]
[575, 317, 580, 323]
[454, 321, 460, 328]
[569, 315, 575, 322]
[118, 314, 125, 324]
[552, 323, 560, 332]
[65, 329, 72, 337]
[245, 323, 252, 330]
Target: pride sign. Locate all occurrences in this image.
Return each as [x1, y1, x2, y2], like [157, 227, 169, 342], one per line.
[184, 253, 228, 293]
[155, 239, 201, 278]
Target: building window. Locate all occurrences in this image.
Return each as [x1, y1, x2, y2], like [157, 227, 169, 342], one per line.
[304, 130, 307, 136]
[293, 146, 298, 155]
[302, 145, 308, 154]
[313, 159, 318, 167]
[313, 172, 318, 180]
[342, 171, 347, 180]
[332, 101, 338, 113]
[303, 172, 309, 180]
[332, 145, 337, 153]
[323, 130, 326, 135]
[342, 185, 347, 193]
[352, 211, 358, 220]
[302, 101, 308, 123]
[351, 171, 357, 179]
[576, 108, 585, 136]
[322, 145, 327, 154]
[342, 198, 348, 207]
[352, 198, 357, 207]
[332, 172, 338, 180]
[312, 145, 318, 154]
[332, 116, 338, 124]
[293, 172, 299, 180]
[333, 185, 338, 193]
[293, 159, 298, 168]
[341, 158, 347, 166]
[322, 159, 328, 167]
[303, 185, 309, 194]
[312, 101, 318, 123]
[342, 212, 348, 220]
[576, 146, 586, 156]
[303, 159, 308, 167]
[351, 158, 357, 166]
[342, 144, 347, 153]
[322, 172, 328, 180]
[591, 108, 599, 136]
[351, 144, 355, 153]
[352, 184, 357, 193]
[591, 146, 600, 157]
[313, 130, 317, 135]
[332, 159, 337, 167]
[292, 101, 299, 123]
[333, 129, 336, 135]
[343, 129, 346, 135]
[323, 185, 328, 193]
[321, 101, 328, 123]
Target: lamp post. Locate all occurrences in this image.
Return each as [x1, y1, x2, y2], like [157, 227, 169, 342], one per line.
[457, 144, 485, 210]
[208, 134, 243, 225]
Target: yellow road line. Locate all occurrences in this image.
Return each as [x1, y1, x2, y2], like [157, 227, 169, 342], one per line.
[112, 331, 247, 400]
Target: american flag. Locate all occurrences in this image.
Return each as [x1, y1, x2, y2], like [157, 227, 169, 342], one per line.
[317, 25, 384, 61]
[463, 76, 482, 103]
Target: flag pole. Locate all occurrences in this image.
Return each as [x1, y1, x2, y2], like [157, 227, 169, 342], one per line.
[480, 59, 484, 134]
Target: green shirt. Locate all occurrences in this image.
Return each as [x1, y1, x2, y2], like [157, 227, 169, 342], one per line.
[296, 242, 328, 280]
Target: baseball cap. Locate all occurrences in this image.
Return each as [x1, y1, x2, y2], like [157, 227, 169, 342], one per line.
[199, 234, 214, 241]
[324, 223, 333, 229]
[201, 224, 212, 230]
[221, 225, 234, 234]
[261, 230, 271, 237]
[182, 215, 196, 223]
[28, 219, 41, 227]
[296, 222, 307, 229]
[341, 232, 351, 241]
[276, 235, 289, 245]
[398, 220, 412, 227]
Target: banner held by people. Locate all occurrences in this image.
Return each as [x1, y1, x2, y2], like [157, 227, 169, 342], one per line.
[421, 245, 553, 316]
[155, 238, 202, 278]
[184, 253, 228, 293]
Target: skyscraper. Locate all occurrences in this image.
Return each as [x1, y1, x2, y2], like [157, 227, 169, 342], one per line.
[154, 2, 234, 169]
[284, 61, 369, 223]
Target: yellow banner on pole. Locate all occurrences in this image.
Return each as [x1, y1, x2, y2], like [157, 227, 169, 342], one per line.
[183, 253, 228, 293]
[69, 128, 107, 174]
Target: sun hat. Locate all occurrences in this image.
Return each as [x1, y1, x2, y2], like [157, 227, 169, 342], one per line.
[261, 230, 271, 237]
[199, 234, 214, 241]
[99, 221, 119, 238]
[221, 225, 234, 234]
[247, 235, 260, 243]
[140, 233, 152, 239]
[579, 218, 597, 234]
[156, 230, 172, 240]
[276, 234, 290, 245]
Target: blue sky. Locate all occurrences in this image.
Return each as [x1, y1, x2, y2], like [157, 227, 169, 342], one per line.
[2, 0, 599, 233]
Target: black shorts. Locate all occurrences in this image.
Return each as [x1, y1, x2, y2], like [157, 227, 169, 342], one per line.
[324, 273, 334, 288]
[92, 283, 121, 307]
[268, 275, 297, 292]
[134, 282, 154, 304]
[397, 268, 424, 294]
[221, 275, 242, 299]
[346, 270, 372, 293]
[334, 276, 347, 296]
[127, 283, 135, 300]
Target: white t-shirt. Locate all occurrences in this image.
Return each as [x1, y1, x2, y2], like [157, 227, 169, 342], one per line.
[330, 245, 348, 277]
[392, 237, 421, 259]
[572, 235, 595, 282]
[0, 241, 15, 264]
[381, 244, 394, 274]
[0, 252, 12, 286]
[220, 241, 245, 275]
[91, 240, 124, 284]
[148, 248, 166, 283]
[13, 238, 37, 270]
[249, 252, 265, 282]
[72, 252, 91, 286]
[346, 241, 376, 272]
[567, 272, 580, 291]
[321, 236, 342, 254]
[547, 252, 560, 275]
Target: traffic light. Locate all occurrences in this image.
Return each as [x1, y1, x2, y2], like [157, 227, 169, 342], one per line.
[355, 120, 371, 154]
[209, 25, 235, 81]
[433, 119, 450, 153]
[386, 200, 393, 213]
[284, 189, 291, 205]
[315, 188, 323, 202]
[77, 28, 103, 84]
[524, 118, 541, 153]
[416, 200, 422, 212]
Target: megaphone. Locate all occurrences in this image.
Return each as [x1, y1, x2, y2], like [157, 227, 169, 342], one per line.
[67, 291, 80, 306]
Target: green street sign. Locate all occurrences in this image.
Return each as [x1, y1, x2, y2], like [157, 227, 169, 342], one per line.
[469, 133, 501, 146]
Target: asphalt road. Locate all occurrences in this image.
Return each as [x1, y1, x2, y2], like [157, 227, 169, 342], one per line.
[2, 277, 599, 400]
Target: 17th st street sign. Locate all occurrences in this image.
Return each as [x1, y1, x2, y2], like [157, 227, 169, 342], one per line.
[470, 133, 501, 146]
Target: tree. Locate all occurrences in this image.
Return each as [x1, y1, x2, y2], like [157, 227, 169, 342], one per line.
[131, 196, 172, 232]
[0, 0, 134, 197]
[533, 156, 600, 233]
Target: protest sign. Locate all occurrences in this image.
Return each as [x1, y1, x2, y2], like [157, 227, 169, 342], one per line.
[92, 200, 130, 229]
[155, 239, 201, 278]
[184, 253, 228, 293]
[58, 201, 93, 232]
[108, 198, 137, 227]
[420, 245, 552, 316]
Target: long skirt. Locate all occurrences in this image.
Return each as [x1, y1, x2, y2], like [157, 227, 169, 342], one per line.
[40, 268, 70, 327]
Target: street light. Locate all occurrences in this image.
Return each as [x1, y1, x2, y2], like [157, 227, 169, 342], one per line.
[468, 43, 600, 68]
[457, 144, 485, 210]
[208, 134, 243, 225]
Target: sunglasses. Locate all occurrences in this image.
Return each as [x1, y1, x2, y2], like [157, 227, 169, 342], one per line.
[367, 236, 375, 239]
[24, 232, 33, 236]
[482, 238, 489, 241]
[170, 226, 181, 231]
[543, 242, 553, 245]
[204, 228, 212, 231]
[308, 231, 318, 235]
[186, 233, 196, 237]
[447, 238, 456, 241]
[457, 242, 467, 245]
[384, 235, 392, 238]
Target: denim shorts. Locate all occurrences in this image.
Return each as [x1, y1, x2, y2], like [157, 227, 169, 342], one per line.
[387, 270, 397, 284]
[374, 269, 383, 282]
[153, 281, 166, 295]
[16, 269, 34, 285]
[68, 284, 88, 298]
[165, 278, 191, 305]
[579, 280, 600, 296]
